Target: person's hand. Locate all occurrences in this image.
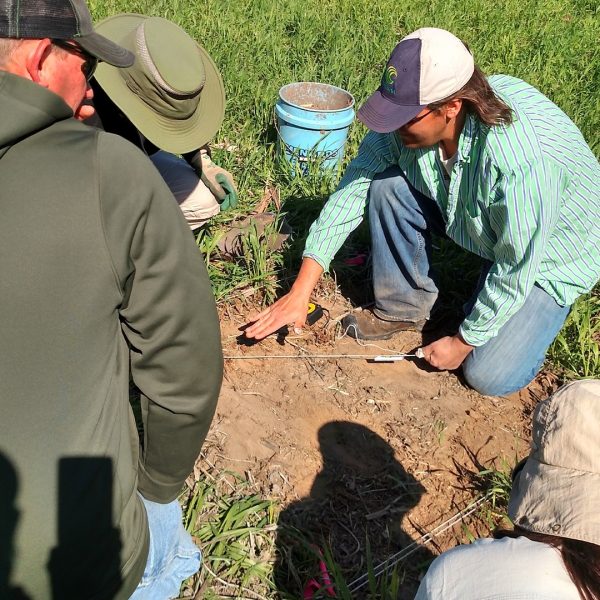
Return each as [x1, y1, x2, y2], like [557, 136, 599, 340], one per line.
[245, 257, 324, 340]
[199, 150, 238, 210]
[244, 290, 310, 340]
[421, 334, 474, 370]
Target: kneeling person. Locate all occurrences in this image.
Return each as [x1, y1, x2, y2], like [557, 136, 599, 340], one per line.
[245, 28, 600, 397]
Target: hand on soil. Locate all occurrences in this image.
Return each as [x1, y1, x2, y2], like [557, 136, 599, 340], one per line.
[244, 291, 309, 339]
[421, 334, 474, 370]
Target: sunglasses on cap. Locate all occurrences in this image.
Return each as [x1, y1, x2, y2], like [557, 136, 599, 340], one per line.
[401, 108, 436, 129]
[52, 39, 98, 82]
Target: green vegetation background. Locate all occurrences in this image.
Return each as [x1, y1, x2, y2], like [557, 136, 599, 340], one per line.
[91, 0, 599, 163]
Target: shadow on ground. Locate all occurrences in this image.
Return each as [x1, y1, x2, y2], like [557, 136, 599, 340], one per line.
[1, 453, 122, 599]
[274, 421, 433, 598]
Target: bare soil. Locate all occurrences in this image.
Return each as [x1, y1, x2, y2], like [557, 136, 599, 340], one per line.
[205, 290, 560, 597]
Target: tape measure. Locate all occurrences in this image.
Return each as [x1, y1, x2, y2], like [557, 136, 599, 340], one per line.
[306, 302, 324, 326]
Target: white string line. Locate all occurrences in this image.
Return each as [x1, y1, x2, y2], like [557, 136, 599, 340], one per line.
[223, 325, 419, 360]
[223, 354, 399, 360]
[347, 492, 493, 593]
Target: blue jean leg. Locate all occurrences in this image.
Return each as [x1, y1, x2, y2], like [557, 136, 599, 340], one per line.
[462, 284, 570, 396]
[368, 167, 446, 322]
[129, 496, 201, 600]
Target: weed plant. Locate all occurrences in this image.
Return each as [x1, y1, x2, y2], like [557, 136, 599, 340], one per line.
[181, 470, 278, 598]
[475, 462, 514, 530]
[549, 291, 600, 379]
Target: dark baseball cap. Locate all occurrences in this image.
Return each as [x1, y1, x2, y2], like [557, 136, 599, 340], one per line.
[358, 28, 474, 133]
[0, 0, 134, 67]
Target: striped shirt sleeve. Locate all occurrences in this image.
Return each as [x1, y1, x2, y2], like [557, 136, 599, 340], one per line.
[303, 131, 396, 271]
[460, 159, 564, 346]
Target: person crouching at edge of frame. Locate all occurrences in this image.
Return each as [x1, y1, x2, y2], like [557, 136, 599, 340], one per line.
[415, 379, 600, 600]
[89, 14, 237, 230]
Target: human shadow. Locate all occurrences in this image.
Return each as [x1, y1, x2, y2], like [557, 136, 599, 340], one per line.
[47, 457, 123, 599]
[2, 453, 125, 599]
[274, 421, 433, 598]
[0, 453, 31, 600]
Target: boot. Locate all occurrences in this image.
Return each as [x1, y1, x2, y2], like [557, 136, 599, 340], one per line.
[341, 309, 425, 341]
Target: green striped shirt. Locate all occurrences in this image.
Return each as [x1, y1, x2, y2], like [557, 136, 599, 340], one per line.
[304, 75, 600, 346]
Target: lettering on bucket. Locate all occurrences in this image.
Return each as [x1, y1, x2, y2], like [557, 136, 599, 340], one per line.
[283, 142, 339, 175]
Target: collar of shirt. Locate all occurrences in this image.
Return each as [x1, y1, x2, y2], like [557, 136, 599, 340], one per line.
[390, 113, 480, 223]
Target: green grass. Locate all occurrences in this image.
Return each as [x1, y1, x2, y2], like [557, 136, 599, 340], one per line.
[549, 290, 600, 379]
[195, 213, 285, 303]
[93, 0, 599, 595]
[180, 470, 278, 598]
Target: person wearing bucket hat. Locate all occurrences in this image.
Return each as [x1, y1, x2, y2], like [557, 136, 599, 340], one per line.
[89, 14, 238, 228]
[245, 27, 600, 398]
[415, 379, 600, 599]
[0, 1, 223, 598]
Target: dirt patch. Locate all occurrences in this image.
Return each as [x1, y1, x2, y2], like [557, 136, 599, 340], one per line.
[206, 292, 558, 595]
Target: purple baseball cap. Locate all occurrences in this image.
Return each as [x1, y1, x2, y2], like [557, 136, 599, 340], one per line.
[358, 28, 474, 133]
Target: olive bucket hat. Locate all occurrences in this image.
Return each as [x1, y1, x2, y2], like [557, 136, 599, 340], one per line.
[508, 379, 600, 545]
[93, 14, 225, 154]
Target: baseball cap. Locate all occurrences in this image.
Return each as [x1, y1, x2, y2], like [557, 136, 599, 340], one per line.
[358, 28, 474, 133]
[93, 14, 225, 154]
[508, 379, 600, 545]
[0, 0, 134, 67]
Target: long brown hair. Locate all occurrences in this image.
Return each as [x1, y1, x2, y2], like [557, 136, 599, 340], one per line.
[429, 64, 514, 127]
[495, 527, 600, 600]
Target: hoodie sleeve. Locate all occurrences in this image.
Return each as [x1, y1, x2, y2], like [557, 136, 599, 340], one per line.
[96, 132, 223, 503]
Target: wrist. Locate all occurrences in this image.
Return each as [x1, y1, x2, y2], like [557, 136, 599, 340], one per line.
[454, 333, 474, 353]
[289, 281, 313, 302]
[290, 258, 323, 298]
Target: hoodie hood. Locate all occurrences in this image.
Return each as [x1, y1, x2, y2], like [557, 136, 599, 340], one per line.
[0, 70, 73, 159]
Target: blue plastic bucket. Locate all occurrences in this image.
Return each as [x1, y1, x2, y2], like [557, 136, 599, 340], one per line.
[275, 82, 355, 175]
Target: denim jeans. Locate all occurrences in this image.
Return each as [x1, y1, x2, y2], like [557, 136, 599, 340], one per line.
[129, 496, 201, 600]
[368, 167, 570, 396]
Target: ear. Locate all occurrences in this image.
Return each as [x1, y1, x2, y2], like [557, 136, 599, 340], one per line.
[24, 38, 53, 87]
[444, 98, 463, 120]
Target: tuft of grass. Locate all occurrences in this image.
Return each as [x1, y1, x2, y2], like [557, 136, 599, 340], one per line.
[475, 459, 515, 530]
[549, 291, 600, 379]
[180, 470, 278, 598]
[238, 218, 285, 305]
[195, 215, 284, 304]
[432, 419, 447, 446]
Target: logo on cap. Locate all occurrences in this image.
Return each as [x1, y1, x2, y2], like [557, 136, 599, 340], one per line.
[382, 66, 397, 94]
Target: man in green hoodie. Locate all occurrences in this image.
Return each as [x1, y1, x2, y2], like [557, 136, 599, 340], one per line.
[0, 1, 223, 599]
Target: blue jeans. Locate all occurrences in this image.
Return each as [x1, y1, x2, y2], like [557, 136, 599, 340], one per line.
[368, 167, 570, 396]
[130, 497, 201, 600]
